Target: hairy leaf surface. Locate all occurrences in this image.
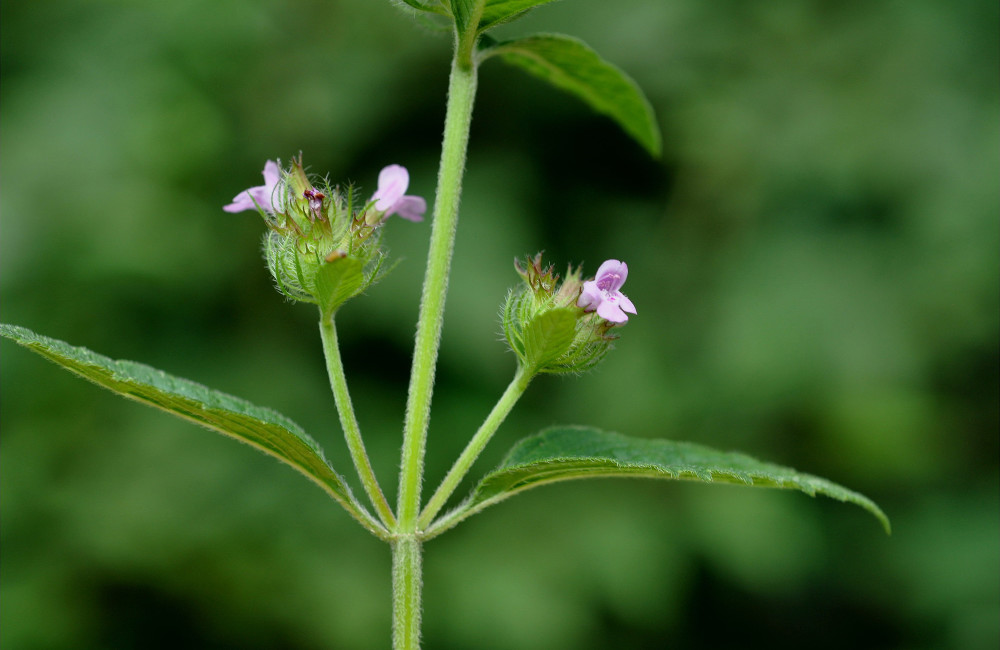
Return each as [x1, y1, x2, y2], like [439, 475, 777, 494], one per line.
[482, 34, 661, 156]
[429, 426, 889, 536]
[523, 308, 577, 371]
[315, 256, 364, 317]
[1, 323, 384, 535]
[478, 0, 560, 31]
[397, 0, 447, 13]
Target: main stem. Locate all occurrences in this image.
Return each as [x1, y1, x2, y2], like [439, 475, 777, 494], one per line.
[392, 41, 479, 650]
[320, 316, 396, 528]
[392, 537, 422, 650]
[397, 55, 479, 531]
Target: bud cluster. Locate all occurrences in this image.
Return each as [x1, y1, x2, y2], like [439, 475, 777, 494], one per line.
[502, 253, 619, 374]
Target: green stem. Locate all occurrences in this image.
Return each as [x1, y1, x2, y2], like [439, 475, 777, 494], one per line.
[397, 51, 479, 530]
[418, 366, 533, 530]
[391, 536, 422, 650]
[320, 316, 397, 529]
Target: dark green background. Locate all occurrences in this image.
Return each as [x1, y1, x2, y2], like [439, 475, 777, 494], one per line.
[2, 1, 997, 648]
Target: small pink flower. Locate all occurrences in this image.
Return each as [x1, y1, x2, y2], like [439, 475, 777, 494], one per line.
[224, 160, 281, 214]
[371, 164, 426, 222]
[577, 259, 636, 324]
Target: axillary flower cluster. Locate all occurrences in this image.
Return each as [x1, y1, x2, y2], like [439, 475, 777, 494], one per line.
[503, 253, 637, 375]
[224, 157, 425, 315]
[224, 157, 637, 369]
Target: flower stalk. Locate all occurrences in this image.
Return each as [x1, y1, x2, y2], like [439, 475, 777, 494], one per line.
[320, 316, 396, 528]
[418, 365, 533, 530]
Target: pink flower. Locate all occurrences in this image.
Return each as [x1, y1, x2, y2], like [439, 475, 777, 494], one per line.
[577, 259, 637, 324]
[371, 164, 426, 222]
[224, 160, 281, 213]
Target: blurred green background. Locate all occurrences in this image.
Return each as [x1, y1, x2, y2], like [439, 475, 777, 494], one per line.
[2, 1, 997, 648]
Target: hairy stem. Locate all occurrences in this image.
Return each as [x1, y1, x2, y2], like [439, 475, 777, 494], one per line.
[418, 366, 533, 530]
[397, 52, 479, 531]
[320, 316, 396, 529]
[392, 536, 423, 650]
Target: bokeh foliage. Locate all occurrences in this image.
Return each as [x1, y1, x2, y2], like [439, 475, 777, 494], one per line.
[2, 1, 997, 649]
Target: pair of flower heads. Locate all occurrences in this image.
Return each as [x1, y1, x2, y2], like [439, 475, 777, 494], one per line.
[225, 158, 635, 371]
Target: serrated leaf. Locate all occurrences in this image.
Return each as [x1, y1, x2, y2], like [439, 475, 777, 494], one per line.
[478, 0, 559, 31]
[428, 426, 889, 537]
[315, 256, 364, 317]
[482, 34, 661, 157]
[522, 308, 577, 370]
[0, 323, 385, 536]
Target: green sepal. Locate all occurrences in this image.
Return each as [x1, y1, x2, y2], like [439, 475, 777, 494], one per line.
[481, 33, 662, 157]
[426, 425, 890, 538]
[0, 323, 387, 538]
[522, 308, 577, 371]
[315, 256, 365, 318]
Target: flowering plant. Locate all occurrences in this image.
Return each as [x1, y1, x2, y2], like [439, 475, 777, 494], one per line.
[0, 2, 889, 648]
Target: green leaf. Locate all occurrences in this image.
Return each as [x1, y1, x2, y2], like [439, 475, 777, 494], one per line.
[314, 256, 364, 317]
[482, 34, 662, 157]
[479, 0, 559, 31]
[397, 0, 436, 11]
[428, 426, 890, 537]
[522, 308, 577, 371]
[451, 0, 485, 47]
[0, 323, 386, 537]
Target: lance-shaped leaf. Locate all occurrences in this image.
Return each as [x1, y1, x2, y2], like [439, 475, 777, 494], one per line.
[426, 425, 889, 538]
[478, 0, 559, 31]
[481, 34, 661, 157]
[0, 323, 386, 538]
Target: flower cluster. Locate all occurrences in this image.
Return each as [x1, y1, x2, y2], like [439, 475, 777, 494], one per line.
[224, 157, 425, 314]
[502, 253, 636, 374]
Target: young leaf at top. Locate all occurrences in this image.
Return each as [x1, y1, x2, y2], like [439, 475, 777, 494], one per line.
[0, 323, 387, 538]
[426, 425, 890, 538]
[451, 0, 486, 50]
[480, 34, 662, 157]
[396, 0, 447, 15]
[478, 0, 560, 32]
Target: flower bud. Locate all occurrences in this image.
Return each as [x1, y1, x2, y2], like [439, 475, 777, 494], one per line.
[502, 253, 620, 374]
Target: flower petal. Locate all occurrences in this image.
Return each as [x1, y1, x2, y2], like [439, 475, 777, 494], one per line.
[373, 164, 409, 211]
[224, 160, 283, 213]
[595, 259, 628, 291]
[577, 281, 603, 311]
[597, 299, 628, 323]
[618, 292, 636, 314]
[391, 195, 427, 222]
[262, 160, 281, 188]
[223, 192, 256, 213]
